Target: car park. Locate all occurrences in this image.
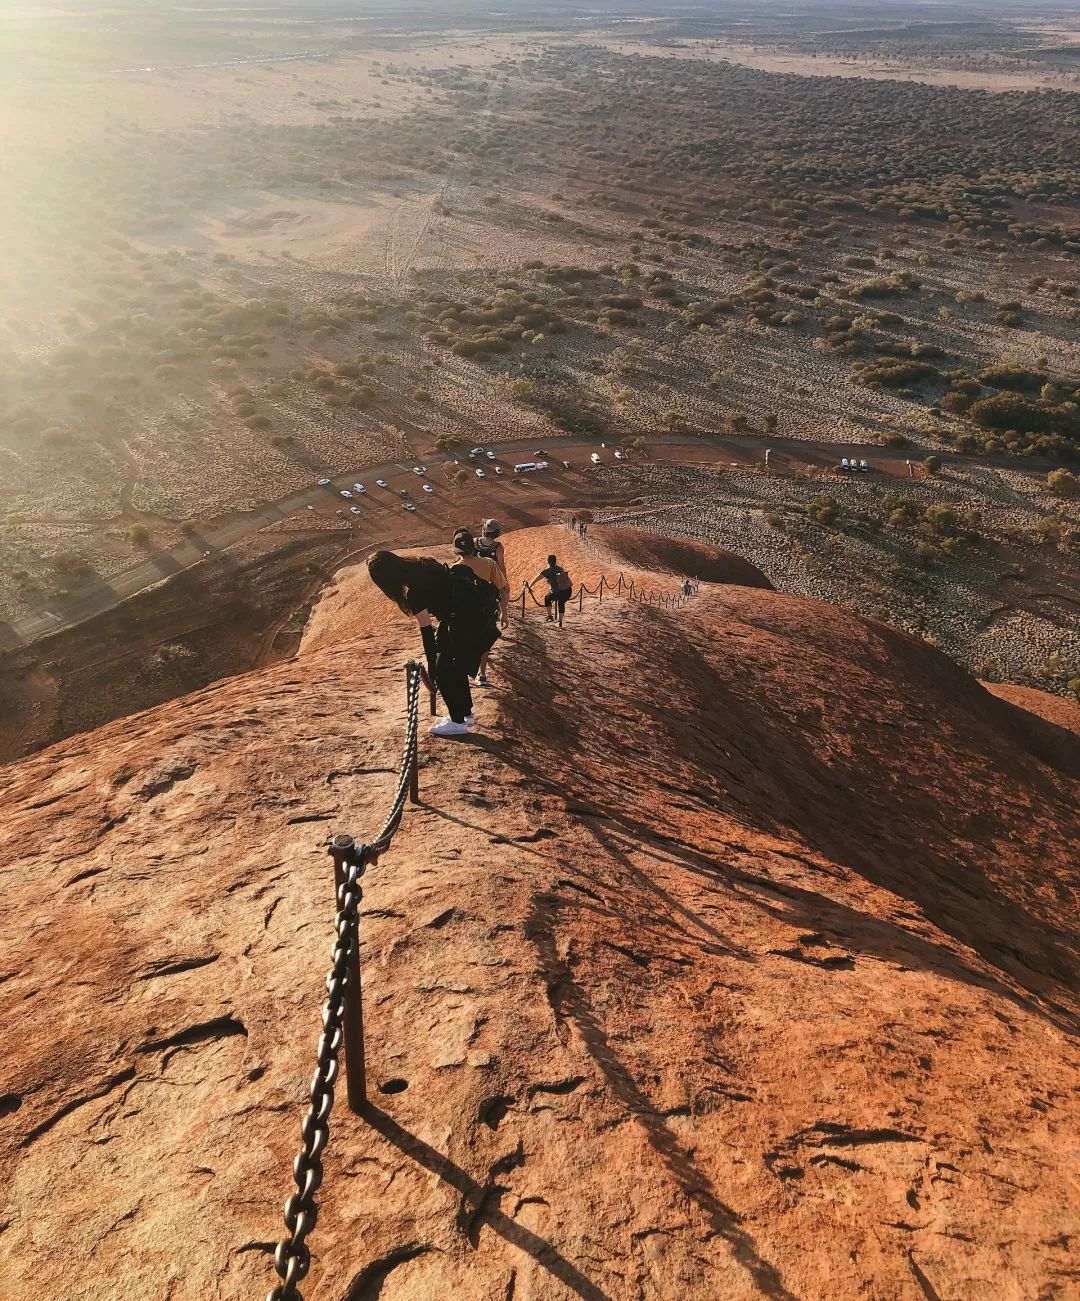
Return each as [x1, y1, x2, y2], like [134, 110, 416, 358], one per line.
[352, 483, 365, 493]
[376, 479, 388, 488]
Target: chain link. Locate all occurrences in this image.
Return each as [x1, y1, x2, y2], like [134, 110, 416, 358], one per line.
[266, 661, 422, 1301]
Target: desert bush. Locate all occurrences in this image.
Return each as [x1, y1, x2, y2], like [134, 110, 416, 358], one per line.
[968, 393, 1051, 435]
[1047, 468, 1078, 497]
[127, 524, 150, 547]
[852, 359, 941, 388]
[807, 493, 840, 526]
[977, 365, 1046, 393]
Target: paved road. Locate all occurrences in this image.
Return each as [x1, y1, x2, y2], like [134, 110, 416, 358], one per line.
[3, 432, 1047, 650]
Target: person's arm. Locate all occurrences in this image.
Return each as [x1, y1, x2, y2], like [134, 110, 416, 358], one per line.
[488, 559, 510, 625]
[413, 609, 437, 677]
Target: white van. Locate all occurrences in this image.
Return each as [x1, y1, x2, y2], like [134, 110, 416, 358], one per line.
[590, 452, 602, 464]
[514, 462, 538, 474]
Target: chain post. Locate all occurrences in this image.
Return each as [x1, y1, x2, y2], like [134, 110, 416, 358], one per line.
[598, 575, 604, 604]
[520, 586, 526, 619]
[578, 584, 584, 611]
[329, 834, 367, 1114]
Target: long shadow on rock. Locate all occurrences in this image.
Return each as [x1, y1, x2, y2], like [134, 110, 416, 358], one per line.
[360, 1105, 612, 1301]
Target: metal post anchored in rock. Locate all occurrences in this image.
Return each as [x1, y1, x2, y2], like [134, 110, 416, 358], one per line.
[329, 833, 366, 1113]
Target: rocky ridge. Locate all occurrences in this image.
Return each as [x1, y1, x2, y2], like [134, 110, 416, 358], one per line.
[0, 526, 1076, 1301]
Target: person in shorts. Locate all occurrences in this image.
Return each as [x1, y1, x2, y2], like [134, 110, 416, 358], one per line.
[533, 554, 573, 627]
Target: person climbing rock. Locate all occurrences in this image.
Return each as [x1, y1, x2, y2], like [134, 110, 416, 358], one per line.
[454, 527, 509, 625]
[534, 554, 573, 627]
[367, 545, 502, 738]
[474, 520, 507, 686]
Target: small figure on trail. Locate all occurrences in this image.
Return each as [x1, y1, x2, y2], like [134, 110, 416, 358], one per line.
[683, 578, 693, 597]
[534, 554, 573, 627]
[580, 520, 588, 538]
[367, 543, 503, 739]
[474, 520, 507, 686]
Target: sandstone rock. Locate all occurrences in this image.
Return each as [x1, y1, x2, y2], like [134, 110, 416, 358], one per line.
[0, 534, 1076, 1300]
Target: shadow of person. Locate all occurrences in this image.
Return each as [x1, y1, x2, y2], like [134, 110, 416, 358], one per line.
[359, 1104, 612, 1301]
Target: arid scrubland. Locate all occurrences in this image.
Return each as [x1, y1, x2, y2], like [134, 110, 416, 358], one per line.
[0, 2, 1076, 692]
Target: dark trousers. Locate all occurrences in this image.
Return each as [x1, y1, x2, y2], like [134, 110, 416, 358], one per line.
[435, 647, 472, 723]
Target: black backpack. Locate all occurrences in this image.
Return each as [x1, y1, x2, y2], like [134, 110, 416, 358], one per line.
[444, 562, 500, 626]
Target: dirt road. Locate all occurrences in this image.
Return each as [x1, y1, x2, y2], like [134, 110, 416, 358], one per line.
[5, 432, 1049, 648]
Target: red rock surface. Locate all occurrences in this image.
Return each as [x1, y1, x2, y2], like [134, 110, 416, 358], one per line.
[0, 527, 1076, 1301]
[299, 524, 770, 653]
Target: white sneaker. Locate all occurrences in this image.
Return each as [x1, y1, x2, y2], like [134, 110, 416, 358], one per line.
[465, 713, 478, 725]
[430, 719, 470, 737]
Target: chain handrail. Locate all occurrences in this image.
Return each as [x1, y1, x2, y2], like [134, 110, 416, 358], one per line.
[265, 564, 696, 1295]
[265, 660, 422, 1301]
[515, 570, 697, 617]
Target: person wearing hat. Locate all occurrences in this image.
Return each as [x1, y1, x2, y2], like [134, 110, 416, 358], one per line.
[474, 519, 508, 686]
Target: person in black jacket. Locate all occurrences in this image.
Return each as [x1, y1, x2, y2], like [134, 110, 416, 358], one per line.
[368, 549, 500, 738]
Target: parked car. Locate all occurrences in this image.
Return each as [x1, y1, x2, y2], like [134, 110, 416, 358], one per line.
[352, 483, 366, 493]
[486, 451, 496, 460]
[470, 446, 485, 457]
[376, 479, 388, 488]
[404, 502, 417, 511]
[423, 484, 434, 494]
[317, 478, 331, 486]
[494, 466, 504, 475]
[614, 450, 626, 460]
[590, 453, 602, 464]
[350, 506, 361, 515]
[399, 489, 410, 498]
[533, 449, 548, 458]
[476, 467, 486, 477]
[413, 465, 426, 475]
[340, 489, 352, 498]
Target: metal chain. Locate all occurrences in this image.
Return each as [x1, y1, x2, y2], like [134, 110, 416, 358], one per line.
[266, 661, 422, 1301]
[266, 850, 365, 1301]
